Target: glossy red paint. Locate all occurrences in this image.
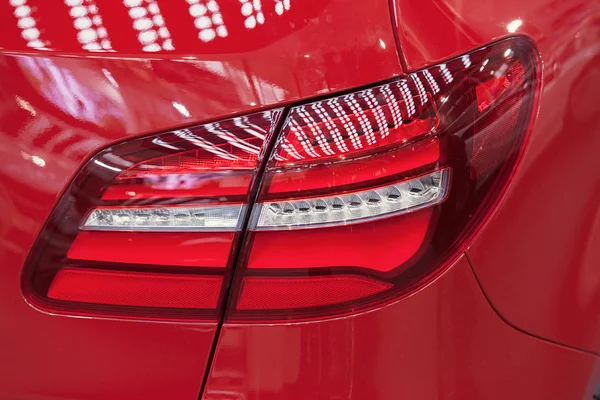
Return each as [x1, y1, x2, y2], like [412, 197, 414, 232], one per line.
[0, 0, 401, 398]
[392, 0, 596, 70]
[203, 257, 599, 399]
[391, 0, 600, 353]
[0, 0, 598, 399]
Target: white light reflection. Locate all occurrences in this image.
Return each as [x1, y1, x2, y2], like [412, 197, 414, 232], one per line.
[277, 77, 440, 163]
[21, 151, 46, 167]
[65, 0, 113, 51]
[296, 106, 335, 156]
[289, 117, 320, 158]
[422, 70, 440, 94]
[10, 0, 46, 49]
[312, 102, 349, 153]
[17, 57, 122, 127]
[507, 19, 522, 33]
[410, 75, 427, 105]
[124, 0, 174, 51]
[493, 63, 509, 78]
[173, 129, 240, 161]
[151, 137, 181, 150]
[187, 0, 228, 43]
[274, 0, 290, 15]
[14, 56, 124, 158]
[240, 0, 265, 29]
[233, 116, 267, 140]
[280, 138, 304, 160]
[172, 102, 191, 117]
[206, 123, 261, 154]
[327, 97, 362, 150]
[94, 159, 122, 173]
[479, 58, 489, 72]
[379, 39, 386, 49]
[15, 96, 36, 116]
[102, 68, 119, 88]
[439, 64, 453, 84]
[461, 54, 472, 68]
[380, 85, 403, 128]
[363, 89, 388, 139]
[31, 155, 46, 167]
[345, 94, 374, 145]
[399, 81, 416, 116]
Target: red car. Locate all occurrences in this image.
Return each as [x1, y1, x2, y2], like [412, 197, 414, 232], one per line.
[1, 0, 599, 399]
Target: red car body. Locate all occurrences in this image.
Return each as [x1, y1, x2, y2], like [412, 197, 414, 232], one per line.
[0, 0, 599, 399]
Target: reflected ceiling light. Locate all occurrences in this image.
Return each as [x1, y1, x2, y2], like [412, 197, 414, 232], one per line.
[507, 19, 523, 33]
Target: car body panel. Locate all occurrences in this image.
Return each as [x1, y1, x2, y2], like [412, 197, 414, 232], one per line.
[202, 256, 599, 399]
[392, 0, 594, 70]
[0, 1, 401, 398]
[391, 0, 600, 353]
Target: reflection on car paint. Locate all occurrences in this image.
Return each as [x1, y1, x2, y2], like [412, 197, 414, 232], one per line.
[8, 0, 295, 52]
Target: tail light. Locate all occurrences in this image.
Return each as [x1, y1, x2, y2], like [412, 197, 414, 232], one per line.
[23, 38, 538, 321]
[229, 38, 539, 320]
[22, 110, 283, 320]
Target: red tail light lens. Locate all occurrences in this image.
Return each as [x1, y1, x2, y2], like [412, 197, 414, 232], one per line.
[228, 38, 539, 321]
[48, 269, 223, 309]
[22, 38, 538, 322]
[237, 276, 393, 311]
[22, 110, 282, 320]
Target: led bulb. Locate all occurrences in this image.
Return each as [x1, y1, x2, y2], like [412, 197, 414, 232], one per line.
[82, 205, 243, 231]
[254, 170, 449, 229]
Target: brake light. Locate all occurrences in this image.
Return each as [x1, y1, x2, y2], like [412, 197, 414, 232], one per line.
[22, 38, 538, 322]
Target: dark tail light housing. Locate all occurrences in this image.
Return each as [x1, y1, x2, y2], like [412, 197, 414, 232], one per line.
[22, 38, 539, 322]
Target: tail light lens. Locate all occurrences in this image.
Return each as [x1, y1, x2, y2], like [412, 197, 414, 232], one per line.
[22, 110, 283, 320]
[23, 38, 538, 322]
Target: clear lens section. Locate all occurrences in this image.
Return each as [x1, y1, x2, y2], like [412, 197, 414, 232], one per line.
[82, 205, 242, 231]
[255, 170, 448, 229]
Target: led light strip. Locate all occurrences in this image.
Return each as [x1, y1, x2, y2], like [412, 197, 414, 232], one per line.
[81, 205, 242, 231]
[253, 170, 449, 230]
